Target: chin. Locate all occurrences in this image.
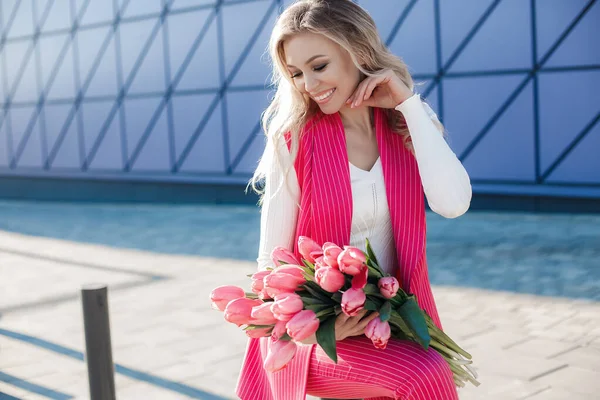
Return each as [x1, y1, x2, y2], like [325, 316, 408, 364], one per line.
[316, 103, 342, 115]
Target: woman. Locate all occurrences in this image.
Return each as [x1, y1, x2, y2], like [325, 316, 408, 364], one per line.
[238, 1, 471, 399]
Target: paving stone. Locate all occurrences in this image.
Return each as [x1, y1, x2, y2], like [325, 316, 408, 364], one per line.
[505, 337, 580, 359]
[531, 366, 600, 396]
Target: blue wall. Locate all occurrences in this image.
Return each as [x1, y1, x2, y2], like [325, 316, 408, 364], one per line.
[0, 0, 599, 200]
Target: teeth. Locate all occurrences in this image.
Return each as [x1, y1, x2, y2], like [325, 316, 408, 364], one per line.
[315, 89, 335, 101]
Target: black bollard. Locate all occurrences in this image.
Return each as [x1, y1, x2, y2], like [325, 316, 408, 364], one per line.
[81, 284, 117, 400]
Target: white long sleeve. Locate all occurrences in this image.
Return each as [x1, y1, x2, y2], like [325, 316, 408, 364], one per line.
[395, 94, 472, 218]
[255, 139, 300, 271]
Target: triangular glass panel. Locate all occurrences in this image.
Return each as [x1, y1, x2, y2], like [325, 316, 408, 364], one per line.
[167, 8, 218, 90]
[45, 105, 81, 169]
[221, 1, 272, 79]
[128, 25, 166, 94]
[463, 80, 535, 181]
[442, 74, 526, 156]
[544, 2, 600, 67]
[38, 34, 72, 97]
[539, 70, 600, 173]
[387, 0, 437, 75]
[84, 104, 123, 171]
[130, 107, 171, 171]
[446, 0, 531, 72]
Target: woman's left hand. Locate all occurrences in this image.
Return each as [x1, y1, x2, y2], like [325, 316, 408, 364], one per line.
[346, 69, 413, 110]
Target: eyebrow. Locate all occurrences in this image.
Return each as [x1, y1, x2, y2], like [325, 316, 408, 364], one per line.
[286, 54, 327, 68]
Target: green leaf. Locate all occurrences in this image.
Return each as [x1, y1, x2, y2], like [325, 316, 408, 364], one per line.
[303, 281, 334, 303]
[331, 292, 343, 303]
[397, 296, 431, 350]
[304, 304, 332, 314]
[301, 296, 327, 306]
[379, 301, 392, 322]
[244, 324, 274, 330]
[364, 299, 379, 311]
[363, 283, 380, 295]
[280, 333, 292, 341]
[315, 317, 338, 363]
[302, 259, 315, 271]
[244, 292, 260, 300]
[365, 238, 380, 266]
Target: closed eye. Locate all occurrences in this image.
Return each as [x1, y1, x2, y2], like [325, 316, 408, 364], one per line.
[291, 63, 328, 79]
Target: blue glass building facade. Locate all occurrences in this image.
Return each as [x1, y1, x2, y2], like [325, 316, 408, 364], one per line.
[0, 0, 598, 204]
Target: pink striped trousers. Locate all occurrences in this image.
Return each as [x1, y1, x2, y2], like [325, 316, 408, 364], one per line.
[305, 336, 458, 400]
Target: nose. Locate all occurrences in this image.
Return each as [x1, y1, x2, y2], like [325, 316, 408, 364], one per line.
[304, 74, 319, 93]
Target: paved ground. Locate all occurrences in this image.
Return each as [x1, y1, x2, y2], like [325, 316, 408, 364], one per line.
[1, 208, 599, 399]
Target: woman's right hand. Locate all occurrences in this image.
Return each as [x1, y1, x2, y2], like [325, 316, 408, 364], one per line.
[335, 309, 379, 341]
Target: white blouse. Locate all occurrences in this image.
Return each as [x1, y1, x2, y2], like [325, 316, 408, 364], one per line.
[255, 94, 472, 273]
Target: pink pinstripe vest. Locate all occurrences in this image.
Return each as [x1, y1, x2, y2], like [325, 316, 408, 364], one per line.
[236, 106, 443, 400]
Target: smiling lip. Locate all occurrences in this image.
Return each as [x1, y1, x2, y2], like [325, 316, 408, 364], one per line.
[313, 88, 336, 104]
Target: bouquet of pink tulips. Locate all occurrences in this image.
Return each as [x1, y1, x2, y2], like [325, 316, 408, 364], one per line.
[210, 236, 480, 388]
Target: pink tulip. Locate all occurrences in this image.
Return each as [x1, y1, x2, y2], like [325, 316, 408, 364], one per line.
[250, 302, 278, 325]
[271, 320, 288, 341]
[322, 242, 343, 269]
[224, 297, 263, 326]
[378, 277, 400, 299]
[245, 327, 272, 338]
[341, 288, 366, 317]
[365, 318, 391, 349]
[315, 267, 346, 293]
[338, 246, 367, 276]
[286, 310, 320, 341]
[263, 266, 306, 297]
[263, 339, 297, 373]
[210, 285, 246, 311]
[298, 236, 323, 263]
[271, 246, 301, 266]
[314, 256, 327, 271]
[271, 292, 304, 321]
[251, 270, 271, 295]
[351, 266, 369, 289]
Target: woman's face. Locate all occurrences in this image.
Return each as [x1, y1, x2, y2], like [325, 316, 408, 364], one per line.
[283, 32, 361, 114]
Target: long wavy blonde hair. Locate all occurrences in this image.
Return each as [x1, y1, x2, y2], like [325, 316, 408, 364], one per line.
[247, 0, 443, 205]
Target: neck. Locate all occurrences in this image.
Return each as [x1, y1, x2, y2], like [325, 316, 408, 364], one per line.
[338, 104, 374, 139]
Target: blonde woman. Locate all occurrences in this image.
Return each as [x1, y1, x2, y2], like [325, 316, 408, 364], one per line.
[239, 1, 471, 399]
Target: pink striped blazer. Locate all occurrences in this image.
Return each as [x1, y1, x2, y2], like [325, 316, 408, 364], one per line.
[236, 106, 443, 400]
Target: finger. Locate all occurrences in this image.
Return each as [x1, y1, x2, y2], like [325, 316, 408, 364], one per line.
[336, 312, 350, 326]
[363, 77, 381, 102]
[356, 312, 380, 330]
[347, 309, 368, 326]
[353, 79, 370, 108]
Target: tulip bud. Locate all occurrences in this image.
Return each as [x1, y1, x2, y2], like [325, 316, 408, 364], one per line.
[315, 267, 346, 293]
[210, 285, 246, 311]
[271, 320, 288, 341]
[271, 246, 301, 267]
[338, 247, 367, 276]
[250, 302, 278, 325]
[365, 318, 391, 349]
[264, 339, 298, 373]
[286, 310, 320, 341]
[224, 297, 263, 326]
[341, 288, 366, 317]
[298, 236, 323, 263]
[322, 242, 343, 269]
[263, 266, 306, 297]
[251, 270, 271, 295]
[314, 256, 327, 271]
[271, 292, 304, 321]
[378, 277, 400, 299]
